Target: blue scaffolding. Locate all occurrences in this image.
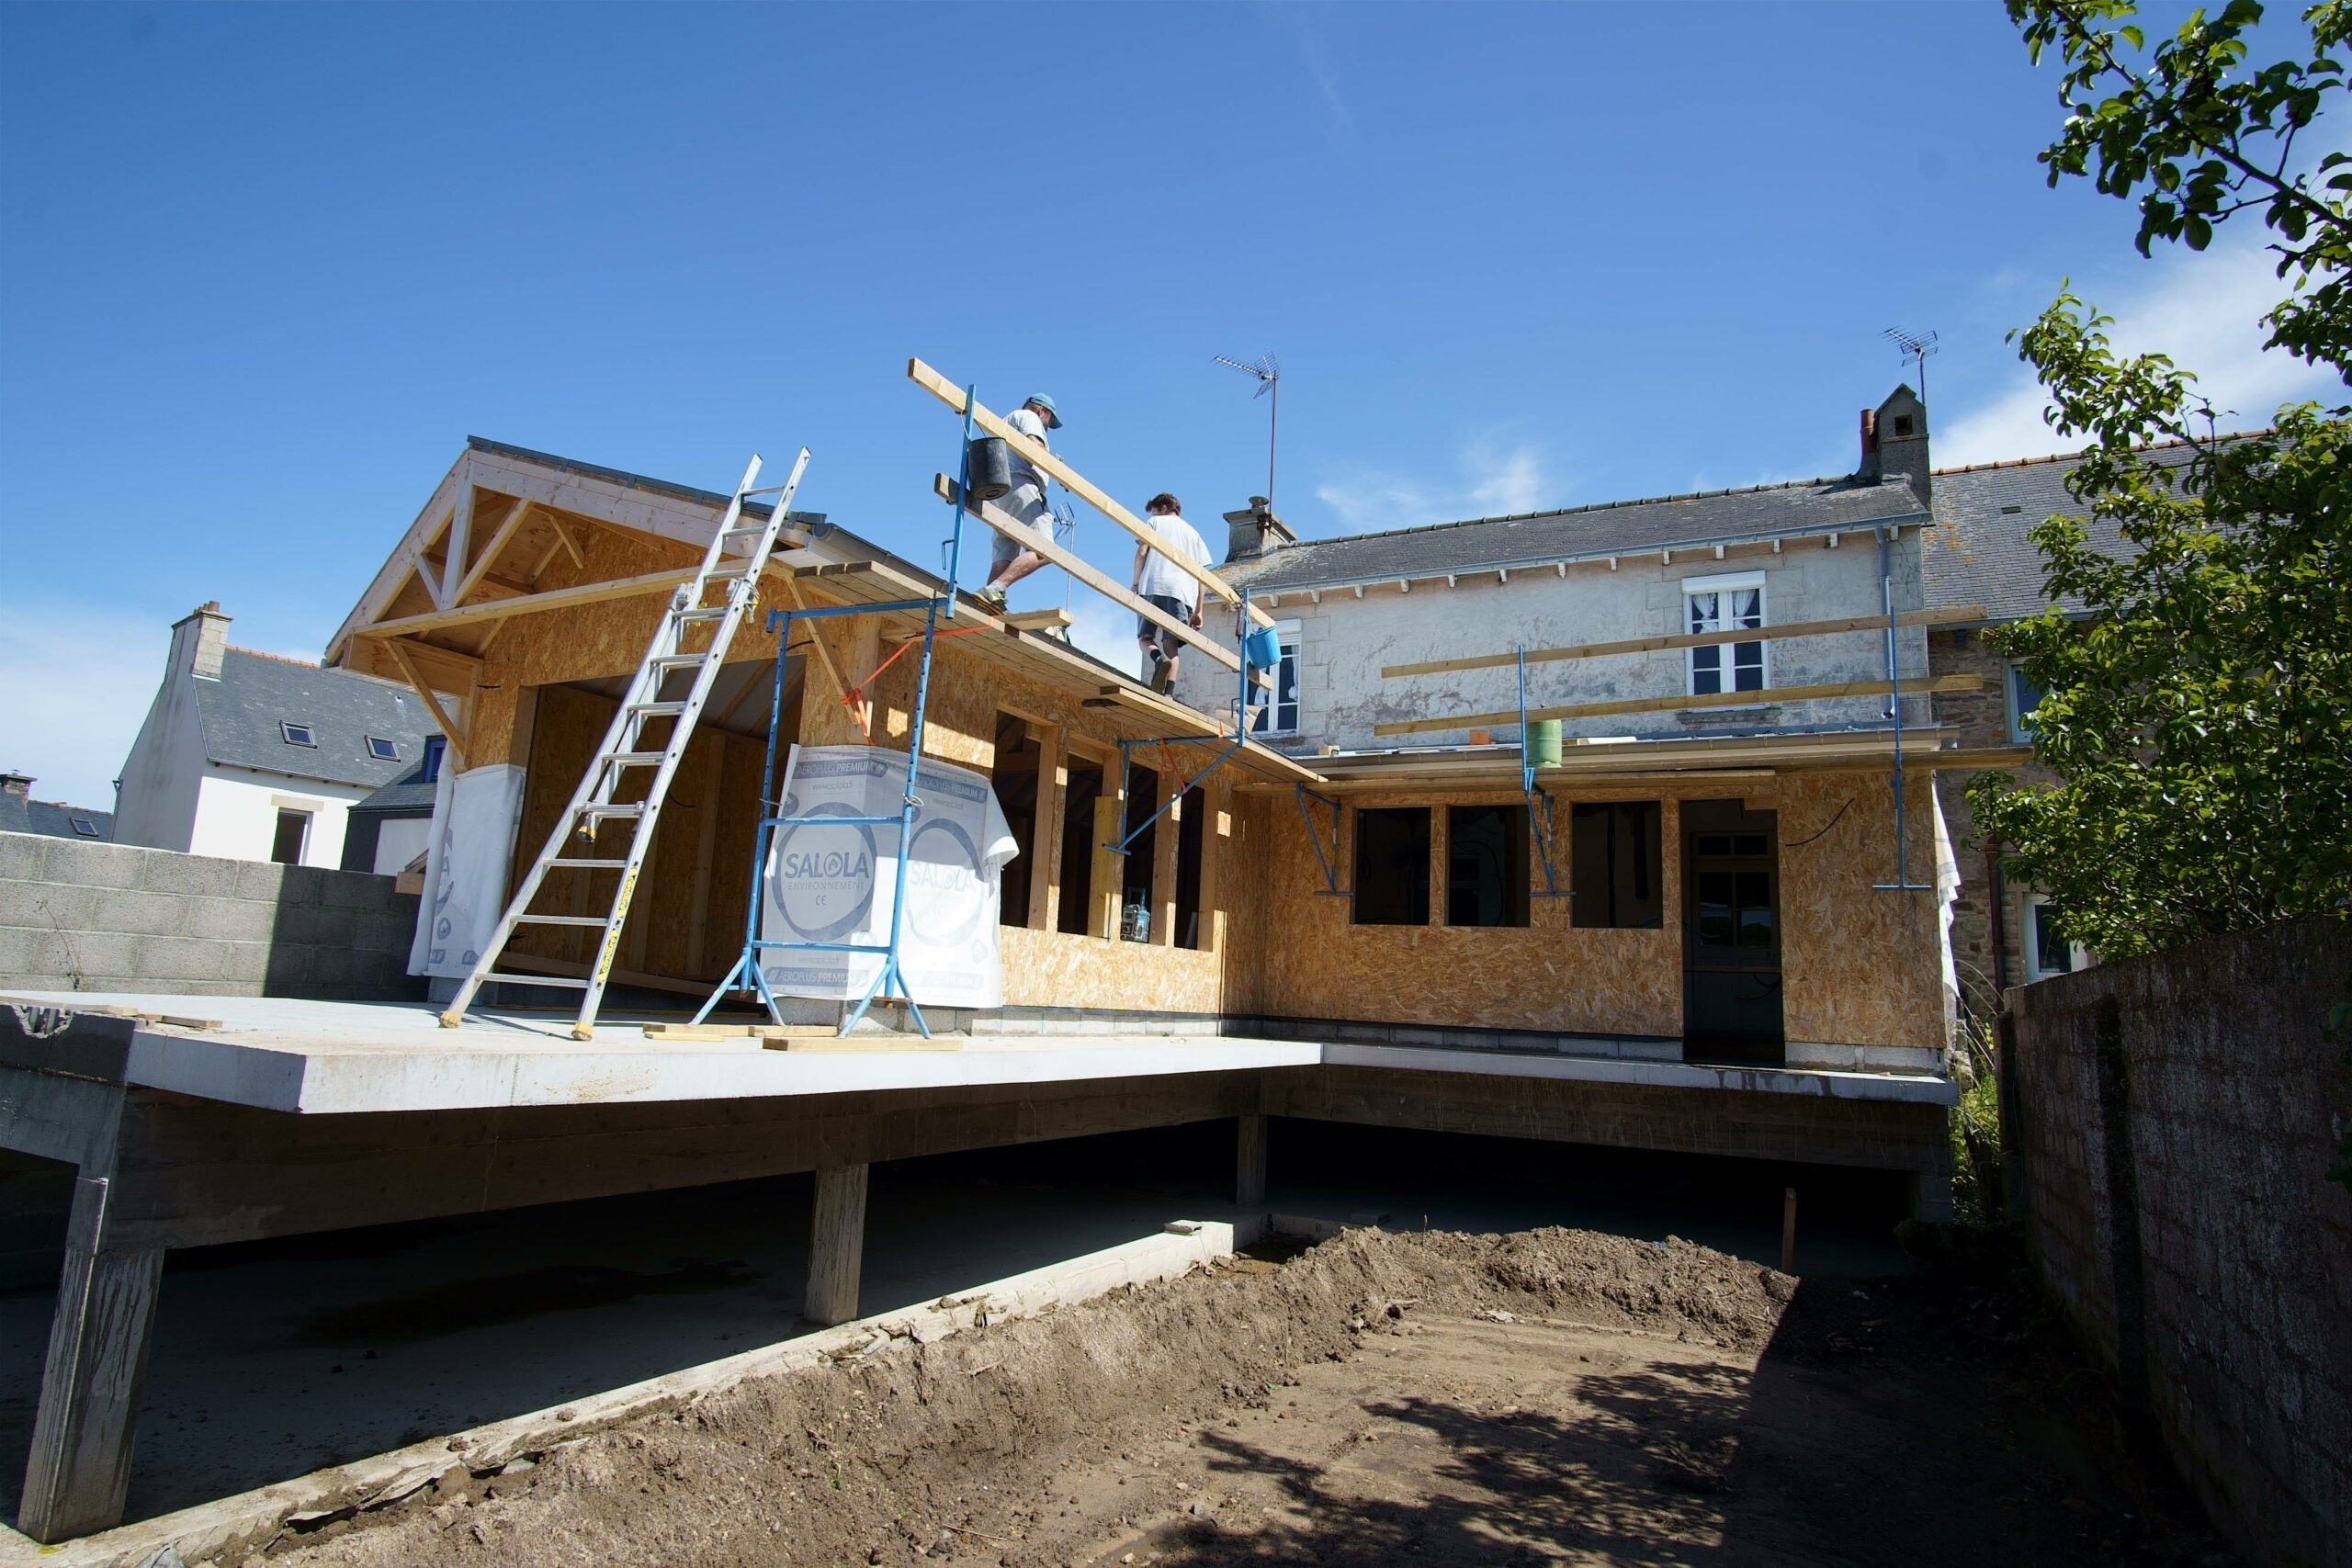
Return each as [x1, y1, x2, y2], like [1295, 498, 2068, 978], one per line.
[694, 391, 989, 1038]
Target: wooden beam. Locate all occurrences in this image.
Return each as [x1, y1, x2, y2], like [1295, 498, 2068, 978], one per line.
[450, 496, 535, 606]
[933, 473, 1239, 673]
[438, 486, 476, 610]
[1083, 684, 1326, 784]
[1380, 604, 1989, 680]
[378, 637, 471, 770]
[354, 566, 699, 639]
[545, 513, 587, 571]
[910, 360, 1275, 627]
[1031, 721, 1064, 932]
[1003, 606, 1073, 632]
[1371, 673, 1985, 738]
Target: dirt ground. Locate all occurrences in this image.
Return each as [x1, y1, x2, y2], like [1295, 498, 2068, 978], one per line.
[248, 1226, 2234, 1568]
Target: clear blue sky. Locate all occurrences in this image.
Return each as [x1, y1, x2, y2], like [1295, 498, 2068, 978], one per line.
[2, 1, 2335, 806]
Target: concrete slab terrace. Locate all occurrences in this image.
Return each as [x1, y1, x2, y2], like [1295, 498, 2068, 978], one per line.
[0, 993, 1953, 1113]
[0, 990, 1956, 1543]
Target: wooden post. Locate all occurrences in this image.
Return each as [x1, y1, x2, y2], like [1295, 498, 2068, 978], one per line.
[1236, 1113, 1269, 1209]
[1151, 787, 1181, 947]
[1091, 793, 1125, 941]
[19, 1176, 165, 1544]
[804, 1164, 869, 1326]
[1031, 725, 1065, 932]
[1781, 1187, 1797, 1275]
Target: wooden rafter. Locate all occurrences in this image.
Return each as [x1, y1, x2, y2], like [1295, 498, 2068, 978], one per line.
[932, 474, 1239, 672]
[1380, 604, 1990, 680]
[374, 636, 471, 770]
[450, 496, 534, 606]
[353, 566, 702, 639]
[909, 358, 1275, 627]
[1371, 672, 1985, 738]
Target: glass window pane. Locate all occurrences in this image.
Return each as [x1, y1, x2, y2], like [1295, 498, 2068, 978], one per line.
[1736, 907, 1776, 946]
[1731, 589, 1762, 627]
[1696, 835, 1734, 857]
[2033, 903, 2073, 975]
[1733, 834, 1768, 856]
[1688, 592, 1718, 633]
[1736, 871, 1770, 908]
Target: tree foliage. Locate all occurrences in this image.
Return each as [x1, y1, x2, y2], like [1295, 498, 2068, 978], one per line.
[1970, 1, 2352, 964]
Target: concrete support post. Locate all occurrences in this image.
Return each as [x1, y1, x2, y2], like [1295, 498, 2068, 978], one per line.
[19, 1176, 164, 1544]
[1235, 1113, 1268, 1209]
[804, 1163, 869, 1326]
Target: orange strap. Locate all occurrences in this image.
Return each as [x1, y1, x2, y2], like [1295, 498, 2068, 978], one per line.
[842, 623, 991, 741]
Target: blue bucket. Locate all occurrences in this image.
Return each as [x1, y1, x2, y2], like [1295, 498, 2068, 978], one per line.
[1243, 625, 1281, 671]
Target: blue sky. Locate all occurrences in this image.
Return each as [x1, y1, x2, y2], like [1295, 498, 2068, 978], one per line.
[2, 1, 2337, 807]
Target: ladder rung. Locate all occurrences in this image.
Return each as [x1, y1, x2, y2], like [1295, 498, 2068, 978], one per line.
[773, 813, 901, 827]
[579, 803, 646, 818]
[549, 857, 628, 868]
[649, 653, 707, 668]
[629, 703, 687, 716]
[515, 914, 610, 927]
[602, 751, 664, 766]
[483, 973, 591, 988]
[721, 524, 764, 537]
[707, 564, 753, 579]
[673, 605, 731, 622]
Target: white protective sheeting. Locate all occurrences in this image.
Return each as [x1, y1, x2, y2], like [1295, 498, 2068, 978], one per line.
[759, 745, 1019, 1008]
[417, 763, 526, 978]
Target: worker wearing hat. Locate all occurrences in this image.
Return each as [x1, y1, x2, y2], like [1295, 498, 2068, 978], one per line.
[981, 394, 1062, 606]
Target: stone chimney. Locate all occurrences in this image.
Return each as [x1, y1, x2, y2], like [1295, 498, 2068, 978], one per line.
[1221, 496, 1297, 563]
[1858, 385, 1930, 502]
[173, 601, 232, 680]
[1, 773, 30, 799]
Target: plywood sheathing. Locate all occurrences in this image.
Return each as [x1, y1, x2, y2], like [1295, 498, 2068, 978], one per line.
[1247, 785, 1690, 1037]
[1777, 768, 1949, 1052]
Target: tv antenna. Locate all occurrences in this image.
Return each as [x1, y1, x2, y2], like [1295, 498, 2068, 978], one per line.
[1214, 353, 1281, 511]
[1882, 327, 1939, 403]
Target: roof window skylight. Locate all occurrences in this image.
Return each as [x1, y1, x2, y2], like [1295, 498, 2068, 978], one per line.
[281, 722, 317, 747]
[68, 818, 99, 837]
[366, 736, 401, 761]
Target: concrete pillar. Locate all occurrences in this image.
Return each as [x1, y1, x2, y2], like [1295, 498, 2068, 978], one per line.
[1235, 1113, 1268, 1209]
[804, 1163, 868, 1326]
[19, 1176, 164, 1543]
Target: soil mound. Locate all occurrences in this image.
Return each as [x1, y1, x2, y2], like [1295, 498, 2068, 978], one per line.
[255, 1226, 1788, 1568]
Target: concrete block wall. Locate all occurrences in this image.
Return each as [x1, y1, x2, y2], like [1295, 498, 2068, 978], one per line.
[2007, 916, 2352, 1568]
[0, 830, 424, 1001]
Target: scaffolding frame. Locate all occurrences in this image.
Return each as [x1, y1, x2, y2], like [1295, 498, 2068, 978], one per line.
[694, 394, 987, 1038]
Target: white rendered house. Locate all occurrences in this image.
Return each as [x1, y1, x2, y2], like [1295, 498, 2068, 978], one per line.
[114, 603, 440, 871]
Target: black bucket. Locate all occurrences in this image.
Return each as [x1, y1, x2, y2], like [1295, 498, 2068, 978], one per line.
[965, 436, 1012, 502]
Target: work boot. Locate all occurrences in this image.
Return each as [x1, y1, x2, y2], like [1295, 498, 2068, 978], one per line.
[978, 585, 1009, 611]
[1150, 655, 1175, 694]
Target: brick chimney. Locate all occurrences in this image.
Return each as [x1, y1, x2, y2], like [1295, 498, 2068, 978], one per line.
[1, 773, 30, 799]
[1221, 496, 1297, 563]
[1858, 385, 1930, 502]
[173, 601, 232, 680]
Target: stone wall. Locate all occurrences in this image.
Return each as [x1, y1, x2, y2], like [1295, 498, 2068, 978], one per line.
[2004, 916, 2352, 1568]
[1929, 624, 2041, 1015]
[0, 830, 424, 1001]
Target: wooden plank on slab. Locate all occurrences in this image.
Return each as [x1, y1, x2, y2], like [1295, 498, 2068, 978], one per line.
[932, 473, 1238, 672]
[1371, 673, 1984, 738]
[1380, 604, 1990, 679]
[1003, 607, 1073, 631]
[909, 359, 1274, 627]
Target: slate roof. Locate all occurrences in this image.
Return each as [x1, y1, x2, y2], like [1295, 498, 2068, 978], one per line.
[1923, 435, 2226, 623]
[0, 787, 113, 841]
[349, 747, 444, 816]
[198, 649, 436, 789]
[1221, 474, 1931, 594]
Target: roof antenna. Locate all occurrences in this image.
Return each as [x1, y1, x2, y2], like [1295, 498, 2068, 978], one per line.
[1214, 353, 1281, 512]
[1882, 328, 1939, 405]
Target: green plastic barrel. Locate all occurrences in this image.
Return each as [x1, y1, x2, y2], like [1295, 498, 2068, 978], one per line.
[1526, 719, 1562, 768]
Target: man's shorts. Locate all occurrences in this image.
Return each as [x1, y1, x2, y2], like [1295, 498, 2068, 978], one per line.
[990, 479, 1048, 569]
[1138, 592, 1193, 654]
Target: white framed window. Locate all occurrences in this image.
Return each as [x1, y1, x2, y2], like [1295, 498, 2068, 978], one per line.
[1681, 572, 1766, 696]
[270, 808, 312, 866]
[280, 721, 317, 747]
[2023, 895, 2089, 981]
[2007, 661, 2045, 743]
[366, 735, 401, 761]
[1251, 618, 1302, 737]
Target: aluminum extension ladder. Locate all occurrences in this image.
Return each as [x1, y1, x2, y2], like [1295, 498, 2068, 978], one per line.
[437, 448, 812, 1040]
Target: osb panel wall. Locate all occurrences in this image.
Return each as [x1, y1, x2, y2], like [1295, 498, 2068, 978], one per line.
[502, 681, 767, 985]
[998, 927, 1226, 1012]
[1247, 785, 1706, 1036]
[1777, 769, 1949, 1050]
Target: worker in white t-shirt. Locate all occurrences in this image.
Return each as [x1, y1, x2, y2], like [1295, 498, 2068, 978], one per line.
[981, 394, 1061, 607]
[1131, 492, 1214, 694]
